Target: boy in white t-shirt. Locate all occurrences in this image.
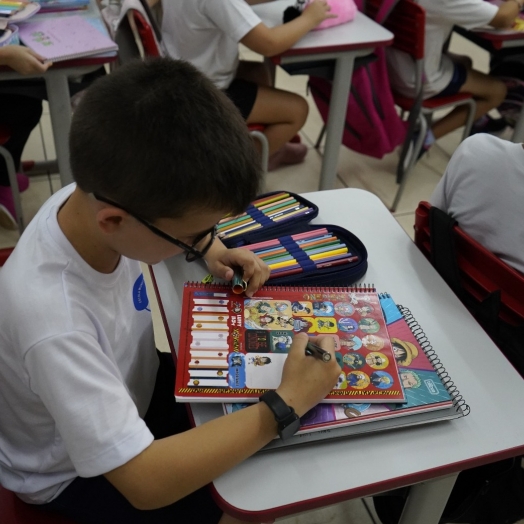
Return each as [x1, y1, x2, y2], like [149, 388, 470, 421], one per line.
[430, 133, 524, 274]
[387, 0, 521, 155]
[0, 58, 341, 524]
[159, 0, 336, 170]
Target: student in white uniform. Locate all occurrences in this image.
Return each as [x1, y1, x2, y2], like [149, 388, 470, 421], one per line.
[431, 133, 524, 274]
[160, 0, 336, 170]
[387, 0, 522, 155]
[0, 59, 341, 524]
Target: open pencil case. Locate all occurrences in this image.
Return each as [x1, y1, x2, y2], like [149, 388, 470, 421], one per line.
[219, 191, 368, 286]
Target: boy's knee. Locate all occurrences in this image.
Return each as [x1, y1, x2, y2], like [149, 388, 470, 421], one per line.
[292, 94, 309, 126]
[489, 78, 508, 107]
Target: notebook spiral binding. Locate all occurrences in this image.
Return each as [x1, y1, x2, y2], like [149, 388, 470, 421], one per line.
[187, 282, 376, 293]
[397, 303, 470, 417]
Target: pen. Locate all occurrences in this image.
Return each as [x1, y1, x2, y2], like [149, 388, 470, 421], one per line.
[231, 268, 247, 294]
[305, 341, 332, 362]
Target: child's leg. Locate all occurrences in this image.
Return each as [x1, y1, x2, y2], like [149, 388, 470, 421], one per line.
[236, 60, 274, 88]
[431, 69, 507, 139]
[246, 85, 309, 154]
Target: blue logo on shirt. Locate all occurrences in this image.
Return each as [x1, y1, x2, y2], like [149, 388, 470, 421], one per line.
[133, 274, 150, 311]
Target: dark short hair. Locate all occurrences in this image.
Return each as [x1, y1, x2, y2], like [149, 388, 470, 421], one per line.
[69, 58, 262, 221]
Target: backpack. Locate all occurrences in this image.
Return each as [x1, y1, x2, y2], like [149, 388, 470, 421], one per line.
[307, 0, 407, 159]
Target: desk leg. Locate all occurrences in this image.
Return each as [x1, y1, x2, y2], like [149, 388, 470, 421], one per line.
[318, 54, 355, 191]
[45, 74, 73, 187]
[511, 111, 524, 144]
[398, 473, 458, 524]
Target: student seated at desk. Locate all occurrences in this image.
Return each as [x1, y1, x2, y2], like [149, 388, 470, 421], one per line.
[157, 0, 336, 171]
[430, 133, 524, 274]
[0, 45, 49, 229]
[386, 0, 522, 156]
[0, 58, 341, 524]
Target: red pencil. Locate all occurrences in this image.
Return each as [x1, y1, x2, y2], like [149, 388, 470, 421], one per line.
[315, 256, 359, 269]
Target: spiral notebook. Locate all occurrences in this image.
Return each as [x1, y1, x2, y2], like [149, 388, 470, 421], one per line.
[18, 15, 117, 63]
[175, 283, 406, 403]
[223, 294, 470, 450]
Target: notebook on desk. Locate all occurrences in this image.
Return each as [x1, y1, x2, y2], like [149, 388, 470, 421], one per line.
[18, 14, 117, 62]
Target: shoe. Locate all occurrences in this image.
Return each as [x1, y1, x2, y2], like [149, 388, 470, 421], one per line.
[268, 142, 308, 171]
[17, 173, 29, 193]
[290, 134, 302, 144]
[470, 115, 507, 136]
[0, 186, 18, 230]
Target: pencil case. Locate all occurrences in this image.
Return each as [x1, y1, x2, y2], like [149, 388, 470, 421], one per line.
[0, 24, 19, 47]
[219, 191, 368, 286]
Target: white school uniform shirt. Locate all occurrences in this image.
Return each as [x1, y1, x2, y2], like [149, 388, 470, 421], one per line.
[430, 134, 524, 274]
[386, 0, 498, 98]
[161, 0, 262, 89]
[0, 184, 158, 504]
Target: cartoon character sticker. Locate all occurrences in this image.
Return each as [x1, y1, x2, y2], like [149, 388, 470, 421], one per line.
[362, 334, 385, 351]
[269, 331, 294, 353]
[355, 305, 374, 317]
[365, 352, 389, 369]
[358, 318, 380, 334]
[342, 352, 366, 370]
[334, 371, 348, 390]
[312, 301, 335, 316]
[338, 317, 359, 333]
[370, 371, 394, 389]
[291, 301, 313, 316]
[334, 302, 355, 316]
[339, 334, 362, 351]
[347, 371, 370, 389]
[400, 370, 421, 389]
[314, 318, 338, 333]
[293, 317, 315, 333]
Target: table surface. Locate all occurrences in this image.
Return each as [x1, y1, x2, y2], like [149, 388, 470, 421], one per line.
[253, 0, 393, 58]
[150, 166, 524, 518]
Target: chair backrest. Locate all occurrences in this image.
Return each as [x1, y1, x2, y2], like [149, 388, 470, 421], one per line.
[367, 0, 425, 59]
[415, 201, 524, 327]
[0, 485, 75, 524]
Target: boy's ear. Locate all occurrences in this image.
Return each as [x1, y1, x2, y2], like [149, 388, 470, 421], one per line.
[96, 207, 128, 234]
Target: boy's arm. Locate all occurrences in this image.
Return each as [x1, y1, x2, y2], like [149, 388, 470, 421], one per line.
[104, 333, 341, 510]
[245, 0, 276, 5]
[489, 0, 521, 28]
[0, 46, 50, 74]
[241, 0, 336, 56]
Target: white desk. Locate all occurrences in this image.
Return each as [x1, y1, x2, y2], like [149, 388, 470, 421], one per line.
[253, 0, 393, 191]
[0, 1, 116, 186]
[150, 188, 524, 523]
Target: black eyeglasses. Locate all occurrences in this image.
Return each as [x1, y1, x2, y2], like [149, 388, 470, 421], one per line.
[93, 193, 217, 262]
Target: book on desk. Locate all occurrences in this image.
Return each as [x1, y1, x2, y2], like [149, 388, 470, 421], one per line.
[18, 14, 117, 62]
[175, 283, 407, 404]
[224, 294, 469, 450]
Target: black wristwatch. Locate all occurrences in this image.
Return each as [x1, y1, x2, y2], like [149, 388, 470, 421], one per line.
[260, 390, 301, 441]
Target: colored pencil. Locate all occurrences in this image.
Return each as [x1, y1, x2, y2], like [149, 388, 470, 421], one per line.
[268, 259, 299, 270]
[309, 247, 348, 261]
[269, 267, 303, 278]
[303, 242, 346, 256]
[258, 196, 296, 211]
[222, 223, 262, 238]
[240, 238, 281, 251]
[291, 228, 329, 240]
[274, 208, 314, 222]
[252, 192, 290, 207]
[316, 256, 359, 269]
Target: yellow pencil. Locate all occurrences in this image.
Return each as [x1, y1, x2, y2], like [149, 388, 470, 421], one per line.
[309, 248, 348, 261]
[0, 1, 25, 6]
[268, 259, 298, 270]
[223, 223, 262, 238]
[253, 192, 290, 208]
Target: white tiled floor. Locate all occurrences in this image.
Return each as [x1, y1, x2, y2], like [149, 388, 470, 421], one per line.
[3, 33, 523, 524]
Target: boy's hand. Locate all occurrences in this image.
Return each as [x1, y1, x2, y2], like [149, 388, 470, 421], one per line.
[276, 333, 341, 417]
[0, 46, 51, 75]
[302, 0, 338, 25]
[204, 241, 270, 297]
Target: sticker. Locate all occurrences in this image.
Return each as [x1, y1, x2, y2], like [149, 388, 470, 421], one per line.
[355, 304, 374, 317]
[312, 301, 335, 316]
[334, 302, 355, 316]
[362, 335, 385, 351]
[342, 352, 365, 370]
[365, 352, 389, 369]
[314, 317, 338, 333]
[269, 331, 294, 352]
[370, 371, 394, 389]
[293, 317, 315, 333]
[347, 371, 370, 389]
[245, 330, 271, 353]
[339, 334, 362, 351]
[291, 301, 313, 316]
[358, 318, 380, 334]
[338, 317, 359, 333]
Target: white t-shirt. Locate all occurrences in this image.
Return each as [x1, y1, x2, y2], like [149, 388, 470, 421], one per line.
[0, 185, 158, 504]
[430, 134, 524, 274]
[386, 0, 498, 98]
[161, 0, 262, 89]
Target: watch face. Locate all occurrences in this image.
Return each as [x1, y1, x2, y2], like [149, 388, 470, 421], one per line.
[279, 413, 301, 440]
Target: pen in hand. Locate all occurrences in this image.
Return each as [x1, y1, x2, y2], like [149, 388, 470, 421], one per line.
[305, 341, 332, 362]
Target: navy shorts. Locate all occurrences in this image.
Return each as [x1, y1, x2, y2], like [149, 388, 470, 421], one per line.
[432, 62, 468, 99]
[223, 78, 259, 120]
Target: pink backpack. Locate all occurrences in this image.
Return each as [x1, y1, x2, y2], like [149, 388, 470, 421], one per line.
[308, 0, 407, 159]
